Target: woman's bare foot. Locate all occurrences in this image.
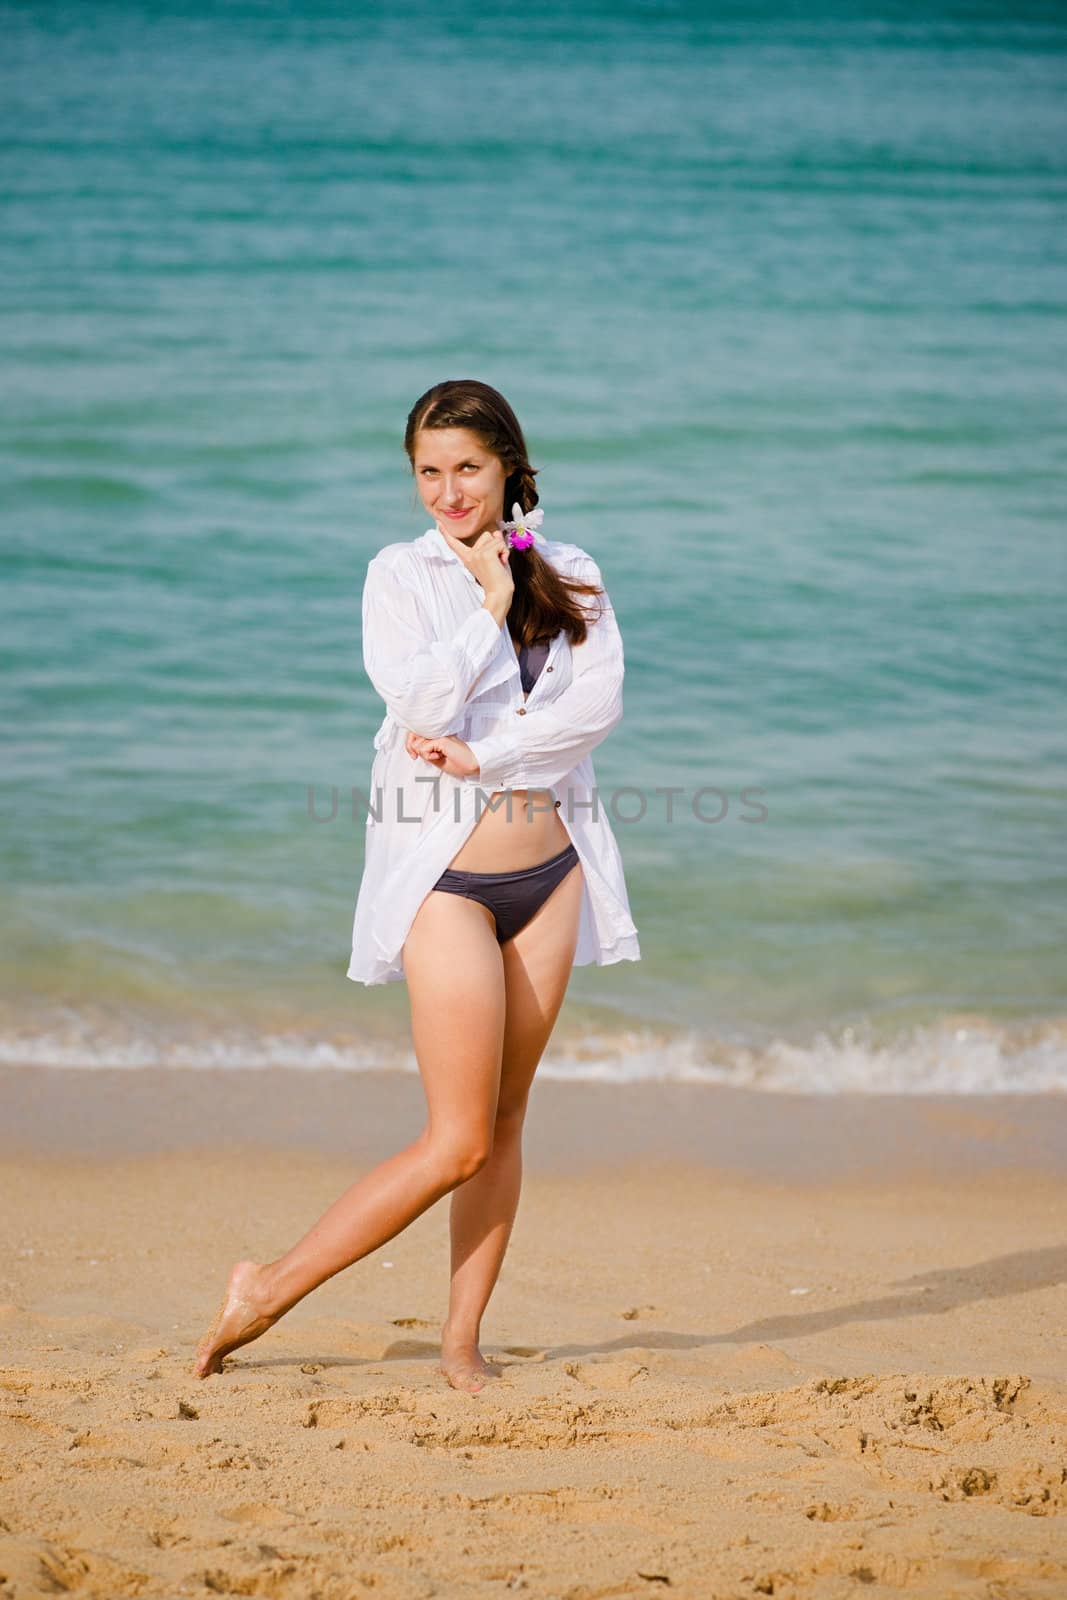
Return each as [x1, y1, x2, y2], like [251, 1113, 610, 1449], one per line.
[195, 1259, 280, 1378]
[439, 1330, 501, 1395]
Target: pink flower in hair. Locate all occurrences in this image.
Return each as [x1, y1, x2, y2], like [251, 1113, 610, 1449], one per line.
[501, 503, 545, 550]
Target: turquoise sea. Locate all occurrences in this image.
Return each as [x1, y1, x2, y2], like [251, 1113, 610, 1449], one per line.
[3, 2, 1066, 1092]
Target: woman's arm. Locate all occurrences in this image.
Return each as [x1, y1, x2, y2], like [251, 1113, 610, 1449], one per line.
[460, 554, 624, 792]
[362, 554, 504, 737]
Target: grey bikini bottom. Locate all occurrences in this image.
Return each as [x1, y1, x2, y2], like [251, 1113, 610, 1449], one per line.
[431, 841, 581, 944]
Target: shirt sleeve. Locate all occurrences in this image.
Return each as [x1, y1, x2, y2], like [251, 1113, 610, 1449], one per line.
[362, 554, 504, 736]
[461, 553, 624, 791]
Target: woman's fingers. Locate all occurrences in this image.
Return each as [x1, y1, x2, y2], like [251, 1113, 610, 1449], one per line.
[405, 732, 471, 774]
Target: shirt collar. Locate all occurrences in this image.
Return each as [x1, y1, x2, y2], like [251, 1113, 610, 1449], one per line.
[421, 524, 462, 565]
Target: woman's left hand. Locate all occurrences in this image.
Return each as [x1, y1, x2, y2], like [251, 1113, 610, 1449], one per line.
[405, 730, 480, 780]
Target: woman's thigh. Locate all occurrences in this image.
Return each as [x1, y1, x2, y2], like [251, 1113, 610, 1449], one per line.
[497, 863, 584, 1120]
[402, 890, 507, 1151]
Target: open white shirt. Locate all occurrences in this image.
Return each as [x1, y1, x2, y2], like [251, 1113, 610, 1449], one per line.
[347, 523, 642, 985]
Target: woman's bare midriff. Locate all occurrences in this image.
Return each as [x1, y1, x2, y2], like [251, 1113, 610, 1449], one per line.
[446, 691, 571, 873]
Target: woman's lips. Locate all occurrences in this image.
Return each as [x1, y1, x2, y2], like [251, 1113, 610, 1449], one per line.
[442, 507, 472, 519]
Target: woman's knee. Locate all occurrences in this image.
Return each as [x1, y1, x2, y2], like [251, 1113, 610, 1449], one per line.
[493, 1099, 528, 1141]
[424, 1126, 494, 1186]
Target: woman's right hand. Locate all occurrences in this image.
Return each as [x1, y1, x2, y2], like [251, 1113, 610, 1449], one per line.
[438, 523, 514, 608]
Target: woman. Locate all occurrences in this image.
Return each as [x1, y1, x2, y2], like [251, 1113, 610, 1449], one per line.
[195, 380, 640, 1393]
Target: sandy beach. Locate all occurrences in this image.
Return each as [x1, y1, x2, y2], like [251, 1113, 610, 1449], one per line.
[1, 1066, 1064, 1599]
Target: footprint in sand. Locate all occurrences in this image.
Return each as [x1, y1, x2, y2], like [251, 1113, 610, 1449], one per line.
[564, 1358, 649, 1390]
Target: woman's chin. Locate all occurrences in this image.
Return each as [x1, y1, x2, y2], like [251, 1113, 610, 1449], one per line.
[436, 512, 499, 541]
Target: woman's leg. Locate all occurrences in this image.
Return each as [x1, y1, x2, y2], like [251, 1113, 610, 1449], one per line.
[194, 891, 507, 1378]
[440, 862, 584, 1393]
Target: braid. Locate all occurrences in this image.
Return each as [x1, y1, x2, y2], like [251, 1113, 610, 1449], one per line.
[505, 461, 539, 519]
[518, 464, 539, 512]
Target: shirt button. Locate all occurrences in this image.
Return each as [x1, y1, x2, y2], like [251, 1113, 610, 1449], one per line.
[516, 707, 526, 715]
[546, 665, 554, 672]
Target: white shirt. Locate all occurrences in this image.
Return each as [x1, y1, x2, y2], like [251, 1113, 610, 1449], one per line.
[346, 523, 642, 985]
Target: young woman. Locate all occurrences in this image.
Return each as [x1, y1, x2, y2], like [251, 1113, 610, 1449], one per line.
[195, 380, 640, 1393]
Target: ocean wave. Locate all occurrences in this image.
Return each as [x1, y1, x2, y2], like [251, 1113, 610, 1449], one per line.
[0, 1012, 1063, 1096]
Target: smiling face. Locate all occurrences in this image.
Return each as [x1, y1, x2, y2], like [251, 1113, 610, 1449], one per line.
[412, 426, 511, 545]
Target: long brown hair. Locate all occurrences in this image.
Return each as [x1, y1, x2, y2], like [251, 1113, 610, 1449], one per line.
[404, 379, 605, 649]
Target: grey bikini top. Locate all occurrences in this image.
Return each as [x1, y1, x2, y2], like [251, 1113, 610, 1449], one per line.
[516, 637, 551, 696]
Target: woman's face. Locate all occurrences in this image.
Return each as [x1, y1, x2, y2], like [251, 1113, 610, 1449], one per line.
[413, 426, 510, 544]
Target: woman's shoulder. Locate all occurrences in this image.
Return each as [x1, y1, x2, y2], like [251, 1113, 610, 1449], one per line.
[363, 537, 428, 597]
[542, 537, 602, 579]
[366, 538, 419, 572]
